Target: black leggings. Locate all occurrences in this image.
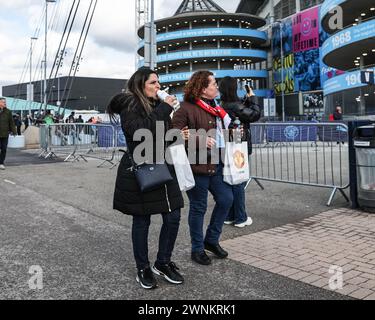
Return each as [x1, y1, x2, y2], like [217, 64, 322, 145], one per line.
[0, 137, 9, 165]
[132, 209, 181, 270]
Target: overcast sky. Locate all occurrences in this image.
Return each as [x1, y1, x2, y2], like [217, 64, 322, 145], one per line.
[0, 0, 240, 95]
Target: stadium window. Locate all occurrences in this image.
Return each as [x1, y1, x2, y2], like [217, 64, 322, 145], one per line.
[274, 0, 296, 20]
[300, 0, 324, 11]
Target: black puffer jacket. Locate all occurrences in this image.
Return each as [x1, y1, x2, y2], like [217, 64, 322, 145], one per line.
[113, 94, 184, 216]
[222, 96, 261, 155]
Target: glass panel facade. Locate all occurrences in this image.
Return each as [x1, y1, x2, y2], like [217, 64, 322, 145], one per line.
[300, 0, 324, 11]
[274, 0, 296, 20]
[324, 84, 375, 118]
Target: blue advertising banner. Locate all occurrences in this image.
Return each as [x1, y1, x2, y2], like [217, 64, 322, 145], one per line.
[159, 69, 268, 83]
[318, 122, 348, 142]
[319, 7, 345, 87]
[98, 126, 126, 148]
[273, 53, 295, 94]
[117, 126, 127, 147]
[272, 17, 293, 57]
[175, 88, 270, 101]
[265, 122, 318, 142]
[294, 49, 321, 91]
[320, 51, 340, 86]
[271, 5, 323, 93]
[323, 67, 375, 96]
[320, 0, 346, 21]
[157, 48, 267, 63]
[322, 19, 375, 58]
[139, 28, 267, 48]
[250, 126, 265, 145]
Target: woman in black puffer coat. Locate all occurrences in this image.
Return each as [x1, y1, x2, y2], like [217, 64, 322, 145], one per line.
[107, 68, 188, 290]
[219, 76, 261, 229]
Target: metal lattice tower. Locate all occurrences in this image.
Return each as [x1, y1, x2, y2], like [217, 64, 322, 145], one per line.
[135, 0, 149, 69]
[174, 0, 226, 15]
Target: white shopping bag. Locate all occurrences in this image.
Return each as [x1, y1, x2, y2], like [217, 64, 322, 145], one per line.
[168, 144, 195, 192]
[223, 141, 250, 185]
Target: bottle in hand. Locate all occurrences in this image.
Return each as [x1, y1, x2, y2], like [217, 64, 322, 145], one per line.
[233, 117, 242, 144]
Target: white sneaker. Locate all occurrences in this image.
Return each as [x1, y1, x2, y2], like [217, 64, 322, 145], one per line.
[234, 217, 253, 228]
[224, 220, 234, 225]
[0, 164, 5, 170]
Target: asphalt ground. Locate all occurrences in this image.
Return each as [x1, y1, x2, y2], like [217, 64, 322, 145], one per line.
[0, 149, 352, 300]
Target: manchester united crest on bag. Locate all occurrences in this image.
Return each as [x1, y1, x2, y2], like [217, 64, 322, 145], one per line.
[223, 141, 250, 185]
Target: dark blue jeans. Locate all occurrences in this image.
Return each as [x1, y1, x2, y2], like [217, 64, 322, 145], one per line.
[0, 137, 8, 165]
[226, 182, 248, 224]
[132, 209, 181, 270]
[187, 164, 234, 253]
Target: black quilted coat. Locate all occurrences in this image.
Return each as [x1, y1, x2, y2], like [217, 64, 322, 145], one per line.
[222, 96, 261, 155]
[113, 95, 184, 216]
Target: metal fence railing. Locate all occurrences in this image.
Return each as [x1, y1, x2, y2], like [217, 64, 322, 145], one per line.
[246, 122, 349, 206]
[39, 122, 350, 205]
[39, 123, 126, 168]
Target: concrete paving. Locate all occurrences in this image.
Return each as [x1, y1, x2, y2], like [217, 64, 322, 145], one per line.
[222, 208, 375, 300]
[0, 149, 357, 300]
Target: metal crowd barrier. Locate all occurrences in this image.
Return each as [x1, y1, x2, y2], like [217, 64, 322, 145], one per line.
[246, 122, 349, 206]
[39, 123, 126, 168]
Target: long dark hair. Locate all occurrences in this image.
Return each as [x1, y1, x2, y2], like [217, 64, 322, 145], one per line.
[106, 93, 129, 124]
[106, 67, 158, 121]
[219, 76, 239, 104]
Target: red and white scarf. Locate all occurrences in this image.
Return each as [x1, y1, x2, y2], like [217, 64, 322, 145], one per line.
[195, 99, 231, 129]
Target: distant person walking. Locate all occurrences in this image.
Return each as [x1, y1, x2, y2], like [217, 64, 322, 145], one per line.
[68, 112, 76, 123]
[333, 106, 345, 145]
[76, 115, 84, 123]
[13, 114, 22, 135]
[333, 106, 343, 121]
[23, 114, 32, 131]
[0, 97, 17, 170]
[43, 110, 55, 125]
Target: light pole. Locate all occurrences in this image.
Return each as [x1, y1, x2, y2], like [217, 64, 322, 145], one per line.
[29, 36, 38, 115]
[44, 0, 56, 112]
[276, 20, 286, 122]
[150, 0, 156, 70]
[144, 0, 156, 69]
[57, 73, 62, 107]
[40, 60, 45, 107]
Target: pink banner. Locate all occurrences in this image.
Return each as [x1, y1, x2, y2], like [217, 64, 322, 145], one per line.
[293, 7, 319, 53]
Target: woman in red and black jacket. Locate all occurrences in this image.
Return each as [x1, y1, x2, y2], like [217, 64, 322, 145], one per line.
[172, 70, 234, 266]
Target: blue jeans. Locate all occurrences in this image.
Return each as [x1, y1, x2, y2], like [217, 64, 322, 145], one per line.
[132, 209, 181, 270]
[226, 182, 248, 224]
[187, 164, 234, 253]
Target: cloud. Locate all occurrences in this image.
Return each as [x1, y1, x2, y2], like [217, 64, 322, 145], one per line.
[0, 0, 240, 95]
[89, 0, 137, 53]
[0, 0, 40, 10]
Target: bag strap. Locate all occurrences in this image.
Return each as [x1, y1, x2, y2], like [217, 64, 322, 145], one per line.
[121, 149, 137, 171]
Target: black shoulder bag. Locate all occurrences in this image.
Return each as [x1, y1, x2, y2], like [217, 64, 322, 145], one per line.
[126, 151, 173, 193]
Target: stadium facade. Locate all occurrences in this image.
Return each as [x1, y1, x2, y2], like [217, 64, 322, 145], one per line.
[320, 0, 375, 117]
[238, 0, 375, 118]
[137, 0, 269, 100]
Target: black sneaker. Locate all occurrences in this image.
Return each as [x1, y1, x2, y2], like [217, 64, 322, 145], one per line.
[152, 262, 184, 284]
[136, 267, 158, 289]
